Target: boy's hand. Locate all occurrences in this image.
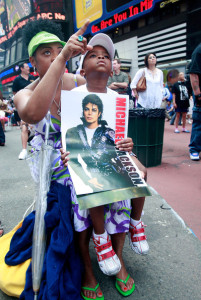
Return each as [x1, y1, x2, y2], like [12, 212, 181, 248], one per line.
[116, 137, 134, 152]
[60, 148, 70, 167]
[62, 19, 93, 61]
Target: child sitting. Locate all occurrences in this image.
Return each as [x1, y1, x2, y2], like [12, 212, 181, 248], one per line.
[61, 32, 149, 299]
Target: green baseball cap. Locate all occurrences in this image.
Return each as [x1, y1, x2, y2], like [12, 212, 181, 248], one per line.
[28, 31, 66, 57]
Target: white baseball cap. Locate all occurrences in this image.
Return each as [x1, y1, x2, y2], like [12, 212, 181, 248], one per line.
[79, 33, 115, 70]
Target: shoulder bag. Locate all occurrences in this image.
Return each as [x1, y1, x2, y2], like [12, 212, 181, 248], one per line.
[136, 69, 146, 92]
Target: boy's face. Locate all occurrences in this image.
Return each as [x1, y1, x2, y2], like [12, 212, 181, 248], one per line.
[81, 45, 112, 78]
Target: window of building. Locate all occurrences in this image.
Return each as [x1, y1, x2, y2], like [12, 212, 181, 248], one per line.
[16, 38, 22, 61]
[138, 18, 145, 28]
[180, 2, 187, 13]
[5, 48, 10, 66]
[123, 24, 130, 34]
[0, 50, 5, 68]
[10, 41, 16, 64]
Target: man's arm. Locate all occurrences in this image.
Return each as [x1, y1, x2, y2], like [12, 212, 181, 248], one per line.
[108, 82, 119, 90]
[190, 73, 200, 96]
[112, 82, 128, 89]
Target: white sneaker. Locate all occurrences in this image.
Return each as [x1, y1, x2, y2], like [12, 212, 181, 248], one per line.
[129, 221, 149, 255]
[190, 152, 200, 161]
[18, 149, 27, 160]
[93, 231, 121, 276]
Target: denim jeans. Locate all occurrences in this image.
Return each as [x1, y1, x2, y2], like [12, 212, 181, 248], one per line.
[0, 121, 5, 144]
[189, 110, 201, 153]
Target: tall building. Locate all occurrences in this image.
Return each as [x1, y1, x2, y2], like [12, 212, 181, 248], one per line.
[0, 0, 72, 97]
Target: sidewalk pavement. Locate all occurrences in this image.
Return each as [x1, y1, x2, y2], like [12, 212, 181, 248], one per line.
[148, 121, 201, 240]
[0, 127, 201, 300]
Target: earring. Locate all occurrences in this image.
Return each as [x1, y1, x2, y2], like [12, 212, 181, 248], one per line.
[34, 66, 36, 75]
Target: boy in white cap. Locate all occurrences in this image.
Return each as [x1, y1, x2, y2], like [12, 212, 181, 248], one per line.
[62, 32, 149, 299]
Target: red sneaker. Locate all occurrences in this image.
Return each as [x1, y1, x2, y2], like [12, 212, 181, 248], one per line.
[93, 231, 121, 276]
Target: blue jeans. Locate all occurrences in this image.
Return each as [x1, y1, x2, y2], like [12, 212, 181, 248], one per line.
[189, 110, 201, 154]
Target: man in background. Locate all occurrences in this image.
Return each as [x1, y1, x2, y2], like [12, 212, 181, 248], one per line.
[189, 43, 201, 161]
[12, 62, 35, 160]
[107, 58, 129, 94]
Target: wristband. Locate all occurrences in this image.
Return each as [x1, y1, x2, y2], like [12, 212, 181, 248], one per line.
[195, 93, 201, 99]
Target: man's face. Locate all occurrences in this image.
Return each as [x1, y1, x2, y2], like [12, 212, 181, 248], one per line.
[83, 102, 101, 127]
[82, 45, 112, 77]
[112, 60, 120, 72]
[21, 63, 30, 75]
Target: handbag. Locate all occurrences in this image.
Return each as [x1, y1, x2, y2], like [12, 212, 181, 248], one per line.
[0, 220, 31, 297]
[136, 69, 146, 92]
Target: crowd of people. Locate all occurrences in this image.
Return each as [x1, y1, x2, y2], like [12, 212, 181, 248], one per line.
[0, 16, 200, 300]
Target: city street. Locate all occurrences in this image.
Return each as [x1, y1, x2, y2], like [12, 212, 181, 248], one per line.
[0, 125, 201, 300]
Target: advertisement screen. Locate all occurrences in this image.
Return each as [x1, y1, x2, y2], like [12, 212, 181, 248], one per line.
[73, 0, 162, 35]
[0, 0, 7, 36]
[6, 0, 31, 31]
[32, 0, 64, 13]
[74, 0, 103, 28]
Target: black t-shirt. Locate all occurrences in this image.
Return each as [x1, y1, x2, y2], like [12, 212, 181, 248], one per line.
[12, 74, 35, 93]
[189, 43, 201, 90]
[172, 81, 190, 109]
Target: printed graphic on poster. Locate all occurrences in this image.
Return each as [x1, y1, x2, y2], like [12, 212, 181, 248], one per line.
[61, 90, 151, 209]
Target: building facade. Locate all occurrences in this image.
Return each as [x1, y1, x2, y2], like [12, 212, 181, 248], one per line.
[72, 0, 201, 85]
[0, 0, 72, 97]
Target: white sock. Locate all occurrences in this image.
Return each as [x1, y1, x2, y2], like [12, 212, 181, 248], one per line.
[93, 230, 111, 255]
[130, 218, 141, 227]
[93, 230, 107, 241]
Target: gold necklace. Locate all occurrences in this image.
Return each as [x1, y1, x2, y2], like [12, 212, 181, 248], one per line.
[53, 79, 63, 116]
[53, 98, 61, 116]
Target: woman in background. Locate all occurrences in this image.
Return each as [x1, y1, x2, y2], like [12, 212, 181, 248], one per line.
[130, 52, 163, 108]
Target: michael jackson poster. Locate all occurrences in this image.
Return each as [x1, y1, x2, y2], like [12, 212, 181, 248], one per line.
[61, 90, 151, 209]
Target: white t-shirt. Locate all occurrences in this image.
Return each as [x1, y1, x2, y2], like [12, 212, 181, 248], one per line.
[84, 127, 96, 147]
[72, 84, 118, 95]
[130, 67, 163, 108]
